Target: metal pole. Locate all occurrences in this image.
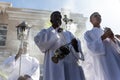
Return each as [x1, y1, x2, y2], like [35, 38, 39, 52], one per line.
[19, 34, 24, 76]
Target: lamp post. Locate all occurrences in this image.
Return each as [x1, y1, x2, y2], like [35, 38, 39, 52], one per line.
[63, 15, 73, 30]
[16, 21, 31, 76]
[16, 21, 31, 40]
[63, 15, 69, 25]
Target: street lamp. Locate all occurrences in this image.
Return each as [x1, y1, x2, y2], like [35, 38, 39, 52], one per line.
[63, 15, 73, 30]
[63, 15, 69, 25]
[16, 21, 31, 40]
[16, 21, 31, 76]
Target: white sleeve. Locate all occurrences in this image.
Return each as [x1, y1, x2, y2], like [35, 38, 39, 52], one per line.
[0, 56, 16, 73]
[29, 58, 40, 80]
[68, 31, 75, 39]
[34, 29, 60, 53]
[67, 31, 84, 60]
[70, 39, 84, 61]
[77, 39, 84, 60]
[84, 31, 105, 56]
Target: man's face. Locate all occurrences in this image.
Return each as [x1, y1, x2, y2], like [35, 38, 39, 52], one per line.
[90, 15, 101, 26]
[51, 13, 62, 28]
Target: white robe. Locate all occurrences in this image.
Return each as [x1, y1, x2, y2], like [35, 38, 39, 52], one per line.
[0, 54, 40, 80]
[84, 27, 120, 80]
[34, 26, 85, 80]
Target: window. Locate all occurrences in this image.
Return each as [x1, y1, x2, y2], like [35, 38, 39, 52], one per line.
[0, 24, 7, 47]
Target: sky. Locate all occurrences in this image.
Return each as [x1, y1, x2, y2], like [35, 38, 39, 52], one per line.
[0, 0, 120, 34]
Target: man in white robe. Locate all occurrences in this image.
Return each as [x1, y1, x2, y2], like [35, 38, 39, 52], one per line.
[34, 11, 85, 80]
[0, 41, 40, 80]
[84, 12, 120, 80]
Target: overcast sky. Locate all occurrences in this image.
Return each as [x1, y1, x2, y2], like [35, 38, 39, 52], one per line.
[0, 0, 120, 34]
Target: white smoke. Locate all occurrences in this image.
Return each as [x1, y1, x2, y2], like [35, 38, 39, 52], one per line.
[63, 0, 77, 11]
[62, 0, 120, 34]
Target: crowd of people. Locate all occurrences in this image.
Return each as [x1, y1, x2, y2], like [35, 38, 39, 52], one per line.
[0, 11, 120, 80]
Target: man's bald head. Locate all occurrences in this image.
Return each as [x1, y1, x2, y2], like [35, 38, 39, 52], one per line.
[50, 11, 62, 29]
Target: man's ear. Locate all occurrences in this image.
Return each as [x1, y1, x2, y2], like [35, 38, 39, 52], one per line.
[90, 18, 92, 23]
[90, 20, 92, 23]
[50, 19, 53, 23]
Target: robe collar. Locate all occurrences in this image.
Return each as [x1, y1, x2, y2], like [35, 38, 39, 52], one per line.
[92, 27, 101, 29]
[50, 26, 61, 32]
[92, 27, 103, 32]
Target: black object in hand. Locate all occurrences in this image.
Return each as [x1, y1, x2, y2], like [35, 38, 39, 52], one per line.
[71, 38, 79, 52]
[52, 45, 70, 63]
[18, 76, 26, 80]
[18, 75, 32, 80]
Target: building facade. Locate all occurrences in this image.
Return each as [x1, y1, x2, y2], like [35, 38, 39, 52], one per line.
[0, 2, 87, 79]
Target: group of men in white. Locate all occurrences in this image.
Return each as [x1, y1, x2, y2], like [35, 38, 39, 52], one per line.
[0, 11, 120, 80]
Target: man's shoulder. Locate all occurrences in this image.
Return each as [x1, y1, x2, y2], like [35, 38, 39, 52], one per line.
[3, 55, 16, 64]
[40, 27, 52, 32]
[63, 30, 74, 36]
[6, 55, 15, 60]
[63, 29, 72, 34]
[40, 28, 47, 33]
[84, 30, 91, 35]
